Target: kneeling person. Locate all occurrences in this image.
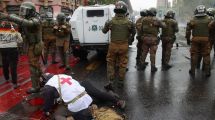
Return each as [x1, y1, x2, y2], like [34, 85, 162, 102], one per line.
[42, 73, 125, 120]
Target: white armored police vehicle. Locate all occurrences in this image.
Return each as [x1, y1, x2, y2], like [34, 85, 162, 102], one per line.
[69, 4, 115, 59]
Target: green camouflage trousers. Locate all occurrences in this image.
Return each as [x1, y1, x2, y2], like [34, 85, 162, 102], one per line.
[190, 41, 211, 73]
[28, 45, 42, 89]
[136, 39, 143, 65]
[140, 36, 158, 66]
[106, 41, 128, 82]
[43, 38, 57, 63]
[161, 37, 174, 65]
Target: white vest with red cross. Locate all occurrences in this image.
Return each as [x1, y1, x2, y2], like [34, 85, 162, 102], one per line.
[45, 74, 93, 112]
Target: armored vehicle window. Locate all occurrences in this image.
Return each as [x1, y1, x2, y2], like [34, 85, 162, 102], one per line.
[87, 10, 104, 17]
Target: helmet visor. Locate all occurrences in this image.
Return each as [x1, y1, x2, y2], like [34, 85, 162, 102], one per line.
[19, 6, 31, 17]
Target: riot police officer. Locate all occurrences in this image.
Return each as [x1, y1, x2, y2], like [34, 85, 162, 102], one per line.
[139, 7, 166, 72]
[161, 10, 179, 70]
[207, 8, 215, 55]
[0, 2, 43, 93]
[41, 12, 57, 65]
[196, 7, 215, 69]
[53, 13, 71, 70]
[136, 9, 148, 68]
[186, 5, 213, 77]
[102, 1, 135, 89]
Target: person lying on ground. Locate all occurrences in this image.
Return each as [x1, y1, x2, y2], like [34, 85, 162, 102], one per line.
[41, 73, 126, 120]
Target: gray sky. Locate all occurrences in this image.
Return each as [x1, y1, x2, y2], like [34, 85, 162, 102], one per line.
[130, 0, 172, 11]
[130, 0, 157, 11]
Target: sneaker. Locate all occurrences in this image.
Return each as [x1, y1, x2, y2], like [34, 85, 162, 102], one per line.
[117, 100, 126, 109]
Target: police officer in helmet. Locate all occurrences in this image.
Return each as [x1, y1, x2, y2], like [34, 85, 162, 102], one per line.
[0, 1, 43, 94]
[53, 12, 71, 70]
[136, 9, 149, 68]
[138, 7, 166, 72]
[161, 10, 179, 70]
[186, 5, 213, 77]
[103, 1, 135, 90]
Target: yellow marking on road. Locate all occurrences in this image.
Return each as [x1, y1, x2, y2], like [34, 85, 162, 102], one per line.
[86, 60, 102, 71]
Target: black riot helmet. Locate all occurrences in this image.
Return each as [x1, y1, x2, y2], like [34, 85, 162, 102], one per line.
[19, 2, 36, 18]
[207, 8, 215, 17]
[56, 12, 66, 24]
[148, 7, 157, 16]
[140, 9, 148, 17]
[165, 10, 175, 19]
[194, 5, 207, 17]
[114, 1, 128, 14]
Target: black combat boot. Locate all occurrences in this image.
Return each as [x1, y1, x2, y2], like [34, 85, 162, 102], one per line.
[26, 87, 40, 94]
[151, 65, 157, 72]
[137, 64, 147, 70]
[162, 64, 172, 70]
[189, 69, 195, 77]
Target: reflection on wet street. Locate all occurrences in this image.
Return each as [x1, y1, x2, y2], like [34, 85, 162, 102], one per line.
[1, 38, 215, 120]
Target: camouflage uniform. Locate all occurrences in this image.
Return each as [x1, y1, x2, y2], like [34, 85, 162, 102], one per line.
[53, 13, 71, 69]
[0, 2, 43, 93]
[42, 19, 57, 64]
[135, 9, 148, 66]
[197, 8, 215, 68]
[186, 5, 213, 77]
[139, 10, 166, 72]
[103, 13, 135, 84]
[161, 12, 179, 69]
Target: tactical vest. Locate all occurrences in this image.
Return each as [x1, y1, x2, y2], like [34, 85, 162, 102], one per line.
[54, 23, 70, 38]
[142, 16, 159, 36]
[24, 18, 42, 44]
[162, 19, 176, 37]
[42, 20, 55, 39]
[110, 17, 131, 41]
[136, 17, 144, 34]
[192, 16, 211, 37]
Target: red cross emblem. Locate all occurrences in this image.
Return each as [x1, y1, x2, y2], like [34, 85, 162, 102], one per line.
[60, 77, 72, 85]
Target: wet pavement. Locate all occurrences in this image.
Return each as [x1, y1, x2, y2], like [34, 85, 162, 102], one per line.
[1, 32, 215, 119]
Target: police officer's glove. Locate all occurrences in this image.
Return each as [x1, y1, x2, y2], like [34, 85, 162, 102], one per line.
[0, 12, 8, 20]
[187, 39, 191, 45]
[53, 26, 58, 29]
[61, 25, 67, 29]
